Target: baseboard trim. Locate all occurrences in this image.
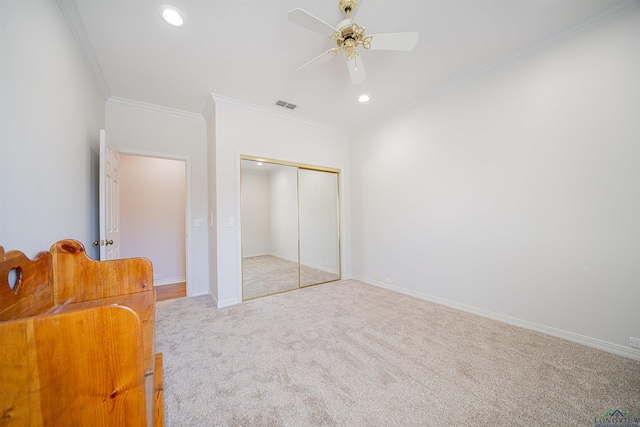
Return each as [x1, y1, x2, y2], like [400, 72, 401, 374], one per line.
[208, 291, 218, 305]
[271, 253, 298, 264]
[216, 297, 239, 309]
[190, 291, 208, 297]
[155, 276, 186, 286]
[301, 261, 340, 275]
[352, 275, 640, 362]
[243, 252, 271, 258]
[205, 291, 238, 309]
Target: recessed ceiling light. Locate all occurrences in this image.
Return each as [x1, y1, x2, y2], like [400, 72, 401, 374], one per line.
[358, 94, 370, 103]
[161, 5, 185, 27]
[256, 162, 263, 166]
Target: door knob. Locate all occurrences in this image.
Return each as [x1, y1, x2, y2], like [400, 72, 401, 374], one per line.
[106, 240, 114, 246]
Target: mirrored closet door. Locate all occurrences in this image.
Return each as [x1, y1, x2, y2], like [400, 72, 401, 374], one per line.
[299, 169, 340, 287]
[241, 157, 340, 300]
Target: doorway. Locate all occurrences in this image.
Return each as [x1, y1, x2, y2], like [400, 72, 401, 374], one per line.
[119, 154, 187, 293]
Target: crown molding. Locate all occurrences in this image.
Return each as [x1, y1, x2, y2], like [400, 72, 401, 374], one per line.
[352, 0, 640, 134]
[210, 93, 348, 135]
[57, 0, 110, 100]
[107, 96, 205, 121]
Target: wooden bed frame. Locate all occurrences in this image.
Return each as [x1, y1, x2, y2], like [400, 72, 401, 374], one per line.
[0, 239, 163, 426]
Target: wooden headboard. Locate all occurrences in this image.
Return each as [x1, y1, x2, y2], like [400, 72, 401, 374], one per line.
[0, 246, 54, 321]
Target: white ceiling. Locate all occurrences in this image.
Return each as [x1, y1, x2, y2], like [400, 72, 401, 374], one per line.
[62, 0, 632, 131]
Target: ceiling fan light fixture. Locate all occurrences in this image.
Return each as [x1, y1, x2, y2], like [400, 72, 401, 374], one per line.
[288, 0, 419, 85]
[161, 5, 185, 27]
[331, 23, 371, 62]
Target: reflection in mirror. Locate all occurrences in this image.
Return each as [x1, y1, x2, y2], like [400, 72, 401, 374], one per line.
[299, 169, 340, 287]
[241, 160, 299, 300]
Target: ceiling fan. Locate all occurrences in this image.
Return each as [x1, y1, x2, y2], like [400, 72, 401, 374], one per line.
[288, 0, 419, 85]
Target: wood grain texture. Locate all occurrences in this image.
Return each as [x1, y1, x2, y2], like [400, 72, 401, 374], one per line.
[0, 306, 147, 426]
[156, 282, 186, 301]
[154, 353, 164, 427]
[57, 292, 156, 374]
[0, 240, 161, 426]
[0, 247, 54, 321]
[0, 320, 35, 423]
[50, 239, 154, 304]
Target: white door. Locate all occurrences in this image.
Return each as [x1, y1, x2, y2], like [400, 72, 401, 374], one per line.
[98, 129, 120, 260]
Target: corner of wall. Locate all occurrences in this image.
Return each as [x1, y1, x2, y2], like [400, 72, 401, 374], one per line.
[205, 94, 219, 301]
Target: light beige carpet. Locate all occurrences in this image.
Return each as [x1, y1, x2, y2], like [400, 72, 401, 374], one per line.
[242, 256, 299, 299]
[156, 280, 640, 426]
[243, 255, 340, 300]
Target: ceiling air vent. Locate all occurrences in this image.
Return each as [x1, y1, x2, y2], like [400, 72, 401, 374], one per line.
[275, 100, 297, 110]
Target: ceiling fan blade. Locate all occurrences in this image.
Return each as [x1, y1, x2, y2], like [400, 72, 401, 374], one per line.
[296, 49, 335, 72]
[288, 8, 337, 36]
[369, 32, 419, 51]
[347, 56, 366, 85]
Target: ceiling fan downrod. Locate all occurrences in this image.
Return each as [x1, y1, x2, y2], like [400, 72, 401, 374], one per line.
[339, 0, 357, 18]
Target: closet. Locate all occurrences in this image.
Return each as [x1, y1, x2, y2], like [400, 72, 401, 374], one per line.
[240, 157, 340, 300]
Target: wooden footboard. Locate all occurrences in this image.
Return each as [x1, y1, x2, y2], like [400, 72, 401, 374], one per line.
[49, 240, 157, 374]
[0, 240, 163, 426]
[50, 239, 154, 303]
[0, 305, 147, 425]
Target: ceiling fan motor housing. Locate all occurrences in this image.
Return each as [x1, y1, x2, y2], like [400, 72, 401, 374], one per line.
[331, 23, 372, 60]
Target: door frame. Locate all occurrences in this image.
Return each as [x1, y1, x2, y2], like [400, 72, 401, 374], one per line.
[238, 154, 342, 301]
[119, 148, 193, 297]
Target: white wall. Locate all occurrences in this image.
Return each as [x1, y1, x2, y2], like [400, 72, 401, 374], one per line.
[105, 99, 209, 296]
[0, 0, 105, 258]
[120, 155, 186, 284]
[205, 97, 218, 300]
[241, 170, 271, 258]
[212, 98, 350, 307]
[350, 8, 640, 358]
